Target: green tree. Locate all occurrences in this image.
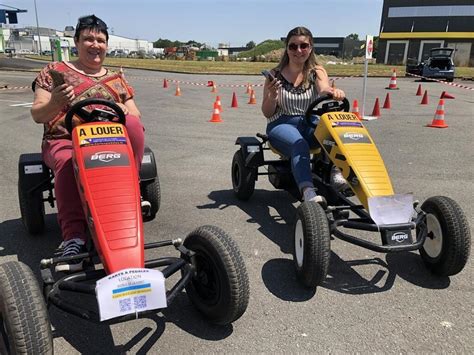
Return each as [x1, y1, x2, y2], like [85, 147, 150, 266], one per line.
[372, 36, 379, 57]
[246, 41, 256, 49]
[346, 33, 359, 40]
[153, 38, 174, 48]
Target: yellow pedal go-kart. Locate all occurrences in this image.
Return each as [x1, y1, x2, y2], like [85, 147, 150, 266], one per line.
[231, 94, 471, 288]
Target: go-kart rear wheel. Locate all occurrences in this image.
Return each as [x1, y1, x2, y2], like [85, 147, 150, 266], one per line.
[293, 201, 331, 288]
[232, 150, 256, 201]
[184, 225, 249, 325]
[18, 183, 45, 235]
[141, 177, 161, 222]
[0, 261, 53, 354]
[419, 196, 471, 276]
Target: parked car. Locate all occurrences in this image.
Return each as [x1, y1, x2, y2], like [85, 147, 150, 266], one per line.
[18, 49, 34, 55]
[406, 48, 455, 82]
[108, 49, 128, 58]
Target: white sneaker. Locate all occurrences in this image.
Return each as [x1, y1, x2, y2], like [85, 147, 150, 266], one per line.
[330, 166, 350, 192]
[302, 188, 324, 204]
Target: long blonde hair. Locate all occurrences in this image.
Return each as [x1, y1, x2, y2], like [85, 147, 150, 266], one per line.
[275, 26, 319, 88]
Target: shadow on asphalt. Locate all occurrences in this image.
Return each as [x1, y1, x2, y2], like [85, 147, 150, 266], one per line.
[0, 214, 232, 353]
[198, 188, 450, 300]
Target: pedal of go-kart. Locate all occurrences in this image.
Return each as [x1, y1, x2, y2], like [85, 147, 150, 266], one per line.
[54, 257, 94, 273]
[341, 187, 355, 197]
[141, 199, 151, 216]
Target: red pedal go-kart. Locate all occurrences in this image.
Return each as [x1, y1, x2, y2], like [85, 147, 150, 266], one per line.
[1, 99, 249, 354]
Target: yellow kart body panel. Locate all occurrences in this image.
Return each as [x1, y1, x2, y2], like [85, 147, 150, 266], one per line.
[315, 112, 394, 209]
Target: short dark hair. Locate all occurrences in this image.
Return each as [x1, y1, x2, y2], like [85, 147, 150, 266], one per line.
[74, 14, 109, 41]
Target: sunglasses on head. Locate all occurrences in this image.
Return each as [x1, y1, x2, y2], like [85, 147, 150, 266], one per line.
[77, 15, 107, 29]
[288, 43, 311, 51]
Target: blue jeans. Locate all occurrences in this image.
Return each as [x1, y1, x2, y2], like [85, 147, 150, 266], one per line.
[266, 115, 320, 192]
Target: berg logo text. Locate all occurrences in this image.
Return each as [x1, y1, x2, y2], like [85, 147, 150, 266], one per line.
[391, 232, 409, 243]
[91, 151, 121, 163]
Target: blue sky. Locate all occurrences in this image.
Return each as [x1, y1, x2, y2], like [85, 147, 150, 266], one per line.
[6, 0, 384, 46]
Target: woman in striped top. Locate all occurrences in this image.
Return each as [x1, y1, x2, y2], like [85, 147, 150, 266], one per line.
[262, 26, 347, 203]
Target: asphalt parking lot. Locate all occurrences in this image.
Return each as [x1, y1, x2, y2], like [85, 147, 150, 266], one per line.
[0, 68, 473, 353]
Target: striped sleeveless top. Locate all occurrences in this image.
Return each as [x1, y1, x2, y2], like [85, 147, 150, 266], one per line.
[268, 70, 319, 123]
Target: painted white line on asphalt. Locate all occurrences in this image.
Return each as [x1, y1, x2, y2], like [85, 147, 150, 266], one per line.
[0, 99, 28, 103]
[10, 102, 33, 107]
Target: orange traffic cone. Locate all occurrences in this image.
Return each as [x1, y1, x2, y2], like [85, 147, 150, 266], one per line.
[415, 84, 422, 96]
[371, 98, 381, 117]
[163, 78, 168, 88]
[231, 92, 238, 108]
[352, 99, 361, 119]
[246, 84, 252, 94]
[440, 91, 455, 99]
[427, 99, 448, 128]
[248, 89, 257, 104]
[331, 79, 336, 89]
[420, 90, 428, 104]
[209, 106, 223, 123]
[215, 95, 223, 112]
[382, 93, 391, 109]
[211, 83, 217, 93]
[174, 84, 181, 96]
[386, 69, 399, 90]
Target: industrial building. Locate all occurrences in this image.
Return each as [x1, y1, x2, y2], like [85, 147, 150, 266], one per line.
[377, 0, 474, 66]
[0, 24, 153, 55]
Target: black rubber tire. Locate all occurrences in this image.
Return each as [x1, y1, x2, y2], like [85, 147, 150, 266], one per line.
[419, 196, 471, 276]
[183, 225, 249, 325]
[293, 201, 331, 288]
[0, 261, 53, 354]
[140, 177, 161, 222]
[231, 150, 256, 201]
[18, 183, 45, 235]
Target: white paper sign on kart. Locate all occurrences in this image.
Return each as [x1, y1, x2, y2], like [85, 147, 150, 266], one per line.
[96, 268, 167, 321]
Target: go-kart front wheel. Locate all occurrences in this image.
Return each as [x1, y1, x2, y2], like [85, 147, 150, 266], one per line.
[184, 225, 249, 325]
[231, 150, 256, 201]
[293, 201, 331, 288]
[0, 261, 53, 354]
[419, 196, 471, 276]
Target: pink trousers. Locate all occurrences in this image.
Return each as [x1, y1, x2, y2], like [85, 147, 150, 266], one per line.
[42, 116, 145, 242]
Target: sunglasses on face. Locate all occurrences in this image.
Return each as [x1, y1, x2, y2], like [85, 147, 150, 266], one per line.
[288, 43, 311, 51]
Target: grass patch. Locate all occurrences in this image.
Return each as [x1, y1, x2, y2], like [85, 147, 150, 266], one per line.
[19, 55, 474, 78]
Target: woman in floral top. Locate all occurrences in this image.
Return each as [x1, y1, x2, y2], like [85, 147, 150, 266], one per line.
[31, 14, 145, 272]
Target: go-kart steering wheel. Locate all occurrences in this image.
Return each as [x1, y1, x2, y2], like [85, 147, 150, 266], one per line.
[304, 94, 350, 128]
[64, 98, 126, 134]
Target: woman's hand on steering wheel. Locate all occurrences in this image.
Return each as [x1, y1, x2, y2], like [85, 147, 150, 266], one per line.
[320, 87, 345, 101]
[115, 102, 129, 115]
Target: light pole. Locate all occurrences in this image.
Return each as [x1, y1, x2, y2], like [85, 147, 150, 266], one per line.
[33, 0, 42, 54]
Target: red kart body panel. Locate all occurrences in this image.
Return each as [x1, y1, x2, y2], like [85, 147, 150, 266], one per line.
[72, 122, 144, 274]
